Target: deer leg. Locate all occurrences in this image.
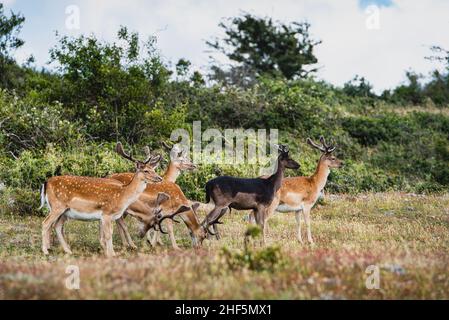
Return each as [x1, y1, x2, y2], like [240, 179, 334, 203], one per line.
[295, 210, 303, 244]
[116, 218, 128, 247]
[147, 229, 163, 247]
[165, 220, 180, 250]
[54, 215, 72, 254]
[146, 229, 157, 247]
[303, 206, 314, 245]
[99, 221, 106, 251]
[248, 211, 256, 224]
[157, 230, 164, 245]
[101, 215, 115, 257]
[254, 208, 267, 246]
[116, 217, 137, 249]
[212, 224, 221, 240]
[42, 207, 66, 255]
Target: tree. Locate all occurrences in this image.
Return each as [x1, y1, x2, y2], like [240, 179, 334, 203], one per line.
[49, 26, 172, 142]
[424, 46, 449, 106]
[389, 71, 424, 105]
[343, 75, 376, 98]
[426, 46, 449, 67]
[0, 3, 25, 88]
[207, 13, 320, 83]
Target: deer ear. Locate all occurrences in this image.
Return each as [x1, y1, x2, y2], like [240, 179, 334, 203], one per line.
[174, 205, 190, 215]
[191, 202, 200, 212]
[149, 154, 162, 168]
[156, 192, 170, 206]
[220, 207, 228, 215]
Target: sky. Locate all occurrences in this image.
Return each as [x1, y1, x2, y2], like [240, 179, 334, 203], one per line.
[2, 0, 449, 93]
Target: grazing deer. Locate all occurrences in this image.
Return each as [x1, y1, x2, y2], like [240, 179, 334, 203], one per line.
[110, 173, 209, 249]
[202, 145, 300, 244]
[146, 142, 197, 245]
[39, 143, 163, 257]
[109, 142, 202, 249]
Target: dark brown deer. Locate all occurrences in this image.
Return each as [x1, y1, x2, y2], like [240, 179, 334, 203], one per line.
[202, 145, 300, 244]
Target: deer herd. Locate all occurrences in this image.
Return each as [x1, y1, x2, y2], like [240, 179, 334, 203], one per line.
[39, 136, 342, 257]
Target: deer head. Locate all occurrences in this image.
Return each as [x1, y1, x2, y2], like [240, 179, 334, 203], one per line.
[276, 144, 300, 170]
[162, 141, 197, 171]
[116, 142, 163, 183]
[307, 136, 343, 169]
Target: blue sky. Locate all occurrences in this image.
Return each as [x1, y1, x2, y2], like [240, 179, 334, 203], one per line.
[359, 0, 393, 8]
[2, 0, 448, 92]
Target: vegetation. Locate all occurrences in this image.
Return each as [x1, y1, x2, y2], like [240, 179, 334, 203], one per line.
[207, 13, 321, 85]
[0, 9, 447, 215]
[0, 6, 448, 300]
[1, 193, 448, 299]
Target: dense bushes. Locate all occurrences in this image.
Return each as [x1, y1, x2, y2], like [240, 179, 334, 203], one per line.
[0, 27, 448, 217]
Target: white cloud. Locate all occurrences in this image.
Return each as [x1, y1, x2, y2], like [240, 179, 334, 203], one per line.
[13, 0, 449, 92]
[1, 0, 16, 7]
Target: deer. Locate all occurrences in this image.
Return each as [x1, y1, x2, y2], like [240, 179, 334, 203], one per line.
[161, 142, 197, 182]
[202, 145, 300, 244]
[242, 137, 342, 245]
[275, 137, 343, 244]
[109, 173, 210, 249]
[145, 141, 197, 246]
[39, 142, 164, 257]
[105, 141, 203, 249]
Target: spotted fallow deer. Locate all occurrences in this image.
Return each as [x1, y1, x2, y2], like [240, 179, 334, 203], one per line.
[272, 137, 343, 244]
[109, 142, 203, 249]
[39, 143, 163, 257]
[110, 173, 209, 249]
[146, 142, 197, 246]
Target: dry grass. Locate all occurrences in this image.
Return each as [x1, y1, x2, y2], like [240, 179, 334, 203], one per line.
[1, 192, 448, 300]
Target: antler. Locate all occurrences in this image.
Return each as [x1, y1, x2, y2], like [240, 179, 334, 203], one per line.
[142, 146, 152, 163]
[148, 154, 162, 166]
[162, 141, 173, 152]
[157, 205, 190, 234]
[307, 137, 336, 154]
[116, 142, 138, 162]
[202, 207, 228, 235]
[275, 144, 289, 154]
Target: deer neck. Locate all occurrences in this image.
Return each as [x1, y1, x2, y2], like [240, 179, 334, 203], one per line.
[269, 157, 285, 192]
[163, 162, 180, 183]
[311, 157, 330, 192]
[120, 172, 147, 205]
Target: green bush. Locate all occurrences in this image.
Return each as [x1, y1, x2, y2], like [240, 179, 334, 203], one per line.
[0, 187, 40, 216]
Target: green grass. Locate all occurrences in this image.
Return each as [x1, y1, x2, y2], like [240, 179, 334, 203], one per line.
[1, 192, 448, 299]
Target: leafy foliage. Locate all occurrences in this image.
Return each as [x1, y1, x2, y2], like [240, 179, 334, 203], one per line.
[0, 17, 448, 216]
[0, 4, 26, 88]
[207, 13, 321, 82]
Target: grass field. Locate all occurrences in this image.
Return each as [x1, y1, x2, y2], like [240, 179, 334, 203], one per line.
[1, 192, 448, 300]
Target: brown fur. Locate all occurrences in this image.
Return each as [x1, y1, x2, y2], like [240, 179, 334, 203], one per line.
[111, 173, 206, 248]
[42, 143, 162, 257]
[42, 167, 161, 257]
